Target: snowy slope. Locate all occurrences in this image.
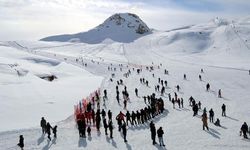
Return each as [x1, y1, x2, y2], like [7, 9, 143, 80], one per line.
[0, 15, 250, 150]
[41, 13, 151, 44]
[0, 46, 103, 132]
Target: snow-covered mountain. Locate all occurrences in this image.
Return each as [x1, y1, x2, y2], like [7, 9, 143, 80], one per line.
[1, 14, 250, 150]
[41, 13, 151, 44]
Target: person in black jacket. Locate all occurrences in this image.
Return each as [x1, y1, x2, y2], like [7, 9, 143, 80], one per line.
[40, 117, 46, 134]
[52, 125, 57, 138]
[108, 120, 113, 138]
[108, 110, 112, 121]
[209, 109, 214, 123]
[17, 135, 24, 150]
[221, 104, 226, 117]
[46, 122, 52, 141]
[150, 121, 156, 145]
[157, 127, 165, 146]
[241, 122, 249, 139]
[122, 123, 127, 142]
[103, 118, 108, 135]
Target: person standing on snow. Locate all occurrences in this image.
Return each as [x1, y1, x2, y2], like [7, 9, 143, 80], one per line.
[218, 89, 222, 98]
[40, 117, 47, 134]
[150, 121, 157, 145]
[17, 135, 24, 150]
[202, 112, 209, 131]
[135, 88, 138, 97]
[46, 122, 52, 141]
[122, 123, 127, 142]
[209, 109, 214, 123]
[108, 120, 113, 139]
[52, 125, 57, 138]
[221, 104, 226, 117]
[241, 122, 249, 139]
[157, 127, 165, 147]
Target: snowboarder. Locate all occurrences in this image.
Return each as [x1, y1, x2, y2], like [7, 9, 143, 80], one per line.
[17, 135, 24, 150]
[52, 125, 57, 138]
[157, 127, 165, 147]
[40, 117, 47, 134]
[150, 121, 157, 145]
[202, 113, 209, 131]
[241, 122, 249, 139]
[122, 123, 127, 142]
[209, 109, 214, 123]
[222, 104, 226, 117]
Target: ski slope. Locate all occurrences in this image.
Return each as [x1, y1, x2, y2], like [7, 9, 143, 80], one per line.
[0, 15, 250, 150]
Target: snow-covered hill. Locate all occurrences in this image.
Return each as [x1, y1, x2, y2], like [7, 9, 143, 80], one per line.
[41, 13, 151, 44]
[1, 14, 250, 150]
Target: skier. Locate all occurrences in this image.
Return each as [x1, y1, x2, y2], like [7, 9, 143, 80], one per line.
[201, 69, 204, 73]
[52, 125, 57, 138]
[40, 117, 47, 134]
[221, 104, 226, 117]
[209, 109, 214, 123]
[46, 122, 52, 141]
[161, 86, 165, 96]
[184, 74, 187, 80]
[150, 121, 157, 145]
[218, 89, 222, 98]
[122, 123, 127, 142]
[202, 112, 209, 131]
[135, 88, 138, 97]
[108, 120, 113, 138]
[17, 135, 24, 150]
[77, 119, 83, 137]
[241, 122, 249, 139]
[157, 127, 165, 147]
[96, 112, 101, 132]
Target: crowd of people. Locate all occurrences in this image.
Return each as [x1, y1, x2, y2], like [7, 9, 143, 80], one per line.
[16, 60, 250, 150]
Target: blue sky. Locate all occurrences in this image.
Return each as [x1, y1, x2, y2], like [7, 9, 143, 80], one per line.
[0, 0, 250, 41]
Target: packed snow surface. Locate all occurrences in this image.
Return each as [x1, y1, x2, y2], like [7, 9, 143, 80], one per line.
[0, 14, 250, 150]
